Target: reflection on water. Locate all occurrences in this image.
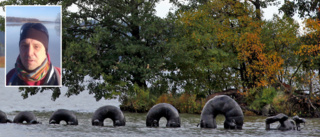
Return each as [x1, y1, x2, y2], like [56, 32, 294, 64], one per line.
[54, 23, 60, 37]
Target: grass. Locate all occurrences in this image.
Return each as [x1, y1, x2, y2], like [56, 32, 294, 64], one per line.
[0, 56, 4, 68]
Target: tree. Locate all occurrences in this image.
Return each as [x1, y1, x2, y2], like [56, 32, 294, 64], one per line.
[0, 0, 171, 101]
[279, 0, 320, 92]
[246, 0, 280, 20]
[167, 0, 286, 98]
[167, 0, 242, 97]
[295, 16, 320, 95]
[63, 0, 172, 101]
[277, 0, 320, 117]
[261, 15, 300, 88]
[170, 0, 280, 20]
[279, 0, 320, 19]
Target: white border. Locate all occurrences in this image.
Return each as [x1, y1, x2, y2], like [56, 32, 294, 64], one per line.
[4, 5, 62, 87]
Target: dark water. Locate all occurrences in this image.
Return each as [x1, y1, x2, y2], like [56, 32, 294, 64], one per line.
[5, 22, 61, 74]
[0, 112, 319, 137]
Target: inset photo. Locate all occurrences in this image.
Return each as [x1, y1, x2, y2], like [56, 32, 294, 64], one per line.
[5, 6, 62, 87]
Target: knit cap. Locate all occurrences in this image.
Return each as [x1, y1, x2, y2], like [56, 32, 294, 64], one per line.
[19, 23, 49, 52]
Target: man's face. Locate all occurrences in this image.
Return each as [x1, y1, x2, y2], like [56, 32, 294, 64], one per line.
[19, 38, 47, 71]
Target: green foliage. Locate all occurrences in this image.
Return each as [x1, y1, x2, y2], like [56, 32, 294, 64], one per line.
[1, 0, 171, 101]
[155, 93, 206, 114]
[279, 0, 320, 19]
[174, 93, 205, 114]
[166, 0, 244, 96]
[167, 0, 291, 94]
[19, 87, 61, 101]
[247, 87, 277, 110]
[0, 0, 318, 117]
[272, 91, 290, 114]
[120, 84, 156, 112]
[261, 15, 300, 85]
[61, 0, 172, 101]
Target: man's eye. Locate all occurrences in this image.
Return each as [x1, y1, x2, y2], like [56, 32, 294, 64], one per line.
[20, 44, 28, 49]
[34, 45, 40, 49]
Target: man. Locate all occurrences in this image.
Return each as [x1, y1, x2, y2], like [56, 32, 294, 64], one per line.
[6, 23, 61, 86]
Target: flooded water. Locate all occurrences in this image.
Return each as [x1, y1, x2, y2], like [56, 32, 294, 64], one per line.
[1, 113, 319, 137]
[0, 68, 320, 136]
[0, 68, 120, 113]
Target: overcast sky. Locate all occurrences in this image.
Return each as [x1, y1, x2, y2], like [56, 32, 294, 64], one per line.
[66, 0, 284, 20]
[0, 0, 283, 19]
[0, 0, 301, 29]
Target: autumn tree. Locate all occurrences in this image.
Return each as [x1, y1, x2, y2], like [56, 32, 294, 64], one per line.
[279, 0, 320, 92]
[292, 17, 320, 116]
[278, 0, 320, 117]
[167, 0, 287, 99]
[261, 15, 300, 89]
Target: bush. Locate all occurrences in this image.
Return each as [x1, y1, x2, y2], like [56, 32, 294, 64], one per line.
[247, 87, 277, 111]
[120, 84, 156, 112]
[156, 93, 206, 114]
[272, 91, 290, 114]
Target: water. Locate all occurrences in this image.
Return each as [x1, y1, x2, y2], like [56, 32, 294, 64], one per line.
[0, 113, 319, 137]
[0, 68, 320, 136]
[0, 68, 120, 112]
[5, 22, 61, 74]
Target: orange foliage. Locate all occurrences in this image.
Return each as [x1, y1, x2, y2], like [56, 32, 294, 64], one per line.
[156, 94, 171, 104]
[296, 44, 320, 57]
[236, 17, 284, 87]
[176, 0, 290, 89]
[296, 18, 320, 70]
[272, 93, 290, 114]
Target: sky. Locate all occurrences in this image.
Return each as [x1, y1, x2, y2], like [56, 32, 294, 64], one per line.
[0, 0, 283, 20]
[154, 0, 285, 20]
[6, 6, 61, 22]
[0, 0, 301, 28]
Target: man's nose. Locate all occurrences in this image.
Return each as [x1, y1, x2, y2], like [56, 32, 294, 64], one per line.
[26, 45, 33, 56]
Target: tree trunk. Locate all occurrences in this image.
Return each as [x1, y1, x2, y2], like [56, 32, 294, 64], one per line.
[240, 62, 247, 88]
[249, 0, 262, 20]
[309, 71, 313, 98]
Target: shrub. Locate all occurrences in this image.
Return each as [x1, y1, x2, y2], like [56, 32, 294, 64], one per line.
[156, 92, 206, 114]
[272, 91, 290, 114]
[247, 87, 277, 111]
[120, 84, 156, 112]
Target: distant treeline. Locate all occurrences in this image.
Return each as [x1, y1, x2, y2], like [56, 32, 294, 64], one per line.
[6, 16, 55, 23]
